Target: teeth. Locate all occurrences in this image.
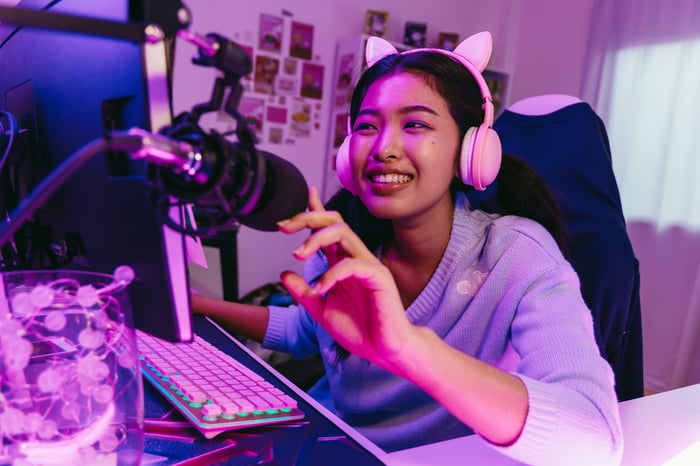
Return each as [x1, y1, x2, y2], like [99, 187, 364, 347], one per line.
[371, 173, 411, 184]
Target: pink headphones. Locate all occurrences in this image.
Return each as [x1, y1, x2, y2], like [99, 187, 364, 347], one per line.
[336, 31, 502, 194]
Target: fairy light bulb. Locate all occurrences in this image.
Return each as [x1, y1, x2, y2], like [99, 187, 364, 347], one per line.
[77, 284, 99, 307]
[78, 328, 105, 349]
[37, 368, 63, 393]
[29, 284, 54, 308]
[11, 292, 34, 318]
[44, 310, 67, 332]
[93, 384, 114, 404]
[113, 265, 134, 285]
[5, 336, 32, 371]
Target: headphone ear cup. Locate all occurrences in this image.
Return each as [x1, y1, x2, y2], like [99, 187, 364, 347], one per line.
[335, 135, 357, 194]
[460, 124, 502, 191]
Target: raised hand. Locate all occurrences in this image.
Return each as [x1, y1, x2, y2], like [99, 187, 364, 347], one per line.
[276, 187, 417, 369]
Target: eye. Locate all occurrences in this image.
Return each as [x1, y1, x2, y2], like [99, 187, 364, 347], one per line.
[404, 121, 429, 130]
[353, 121, 377, 133]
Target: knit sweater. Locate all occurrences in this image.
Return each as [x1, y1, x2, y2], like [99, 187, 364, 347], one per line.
[263, 192, 623, 465]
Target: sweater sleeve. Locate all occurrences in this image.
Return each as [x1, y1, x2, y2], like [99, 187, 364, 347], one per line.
[262, 304, 319, 359]
[481, 224, 623, 465]
[261, 251, 328, 359]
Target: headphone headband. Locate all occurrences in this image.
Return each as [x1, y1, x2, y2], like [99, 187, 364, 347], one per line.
[398, 47, 495, 127]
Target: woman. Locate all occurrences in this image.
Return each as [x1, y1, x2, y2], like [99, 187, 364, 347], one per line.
[194, 32, 623, 465]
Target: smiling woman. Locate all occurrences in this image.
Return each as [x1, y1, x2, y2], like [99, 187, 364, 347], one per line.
[194, 31, 623, 465]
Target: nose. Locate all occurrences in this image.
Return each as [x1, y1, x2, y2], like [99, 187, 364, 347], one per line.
[373, 126, 402, 161]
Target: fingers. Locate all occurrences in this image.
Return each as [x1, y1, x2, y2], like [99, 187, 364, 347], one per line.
[280, 270, 323, 313]
[310, 257, 391, 296]
[277, 186, 343, 234]
[308, 186, 325, 212]
[278, 209, 345, 234]
[293, 222, 377, 263]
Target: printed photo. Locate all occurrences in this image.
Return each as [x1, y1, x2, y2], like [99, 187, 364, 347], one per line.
[239, 95, 265, 136]
[254, 55, 280, 95]
[333, 113, 349, 148]
[258, 14, 283, 53]
[266, 106, 288, 125]
[403, 22, 427, 48]
[290, 21, 314, 60]
[276, 76, 298, 96]
[364, 10, 388, 38]
[290, 98, 312, 138]
[268, 127, 284, 144]
[283, 57, 298, 75]
[438, 32, 460, 51]
[336, 53, 356, 90]
[482, 70, 509, 117]
[300, 62, 324, 100]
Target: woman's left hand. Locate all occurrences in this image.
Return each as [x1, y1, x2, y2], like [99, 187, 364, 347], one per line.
[277, 187, 417, 368]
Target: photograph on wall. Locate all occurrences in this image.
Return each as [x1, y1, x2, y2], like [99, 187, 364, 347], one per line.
[254, 55, 280, 95]
[333, 112, 349, 148]
[336, 53, 355, 90]
[239, 95, 265, 137]
[258, 13, 283, 53]
[283, 57, 298, 75]
[437, 32, 460, 51]
[290, 98, 312, 138]
[300, 62, 324, 100]
[364, 10, 388, 38]
[266, 105, 288, 125]
[276, 76, 298, 95]
[289, 21, 314, 60]
[403, 22, 427, 48]
[482, 70, 509, 117]
[268, 126, 284, 144]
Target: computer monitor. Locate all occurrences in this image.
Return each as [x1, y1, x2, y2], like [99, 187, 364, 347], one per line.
[0, 0, 193, 341]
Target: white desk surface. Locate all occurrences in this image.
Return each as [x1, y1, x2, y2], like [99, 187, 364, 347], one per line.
[381, 383, 700, 466]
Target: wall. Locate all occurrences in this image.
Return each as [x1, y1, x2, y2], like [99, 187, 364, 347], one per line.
[179, 0, 594, 297]
[509, 0, 595, 100]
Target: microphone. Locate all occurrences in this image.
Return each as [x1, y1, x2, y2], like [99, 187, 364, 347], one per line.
[112, 126, 309, 233]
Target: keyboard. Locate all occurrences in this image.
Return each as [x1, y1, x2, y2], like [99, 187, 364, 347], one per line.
[136, 329, 305, 439]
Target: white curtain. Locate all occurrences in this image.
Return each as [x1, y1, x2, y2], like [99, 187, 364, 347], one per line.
[581, 0, 700, 392]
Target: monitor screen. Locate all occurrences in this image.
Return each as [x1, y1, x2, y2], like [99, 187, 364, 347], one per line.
[0, 0, 193, 341]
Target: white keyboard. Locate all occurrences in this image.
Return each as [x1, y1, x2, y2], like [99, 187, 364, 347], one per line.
[136, 330, 305, 439]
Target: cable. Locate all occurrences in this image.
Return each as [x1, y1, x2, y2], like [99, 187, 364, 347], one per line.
[0, 109, 19, 174]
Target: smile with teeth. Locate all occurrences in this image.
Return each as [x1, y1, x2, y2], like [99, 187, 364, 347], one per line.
[371, 173, 412, 184]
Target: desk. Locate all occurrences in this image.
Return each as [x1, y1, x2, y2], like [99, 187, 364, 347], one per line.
[382, 384, 700, 465]
[142, 317, 700, 465]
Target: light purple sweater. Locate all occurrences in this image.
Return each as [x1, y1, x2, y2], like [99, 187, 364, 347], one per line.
[263, 192, 623, 465]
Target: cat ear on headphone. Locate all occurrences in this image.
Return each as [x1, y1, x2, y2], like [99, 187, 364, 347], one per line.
[365, 36, 399, 68]
[452, 31, 492, 72]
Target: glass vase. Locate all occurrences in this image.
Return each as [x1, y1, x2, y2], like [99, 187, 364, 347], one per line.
[0, 267, 144, 465]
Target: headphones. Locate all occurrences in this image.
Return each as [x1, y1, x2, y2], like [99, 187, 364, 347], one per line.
[335, 33, 502, 194]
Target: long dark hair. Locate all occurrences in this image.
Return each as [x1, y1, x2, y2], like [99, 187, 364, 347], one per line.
[328, 50, 569, 258]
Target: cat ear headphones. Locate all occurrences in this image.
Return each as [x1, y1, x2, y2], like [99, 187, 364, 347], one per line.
[335, 31, 502, 194]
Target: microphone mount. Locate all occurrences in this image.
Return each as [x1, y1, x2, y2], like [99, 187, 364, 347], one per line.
[148, 30, 266, 237]
[0, 2, 303, 247]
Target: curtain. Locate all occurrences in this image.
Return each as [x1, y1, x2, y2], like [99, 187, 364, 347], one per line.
[581, 0, 700, 393]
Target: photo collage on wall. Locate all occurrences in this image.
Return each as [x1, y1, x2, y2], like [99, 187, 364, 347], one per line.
[230, 13, 325, 146]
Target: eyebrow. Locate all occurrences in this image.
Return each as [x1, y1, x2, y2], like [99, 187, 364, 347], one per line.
[356, 105, 440, 118]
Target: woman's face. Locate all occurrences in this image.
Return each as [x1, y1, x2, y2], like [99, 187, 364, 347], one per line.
[349, 72, 460, 224]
